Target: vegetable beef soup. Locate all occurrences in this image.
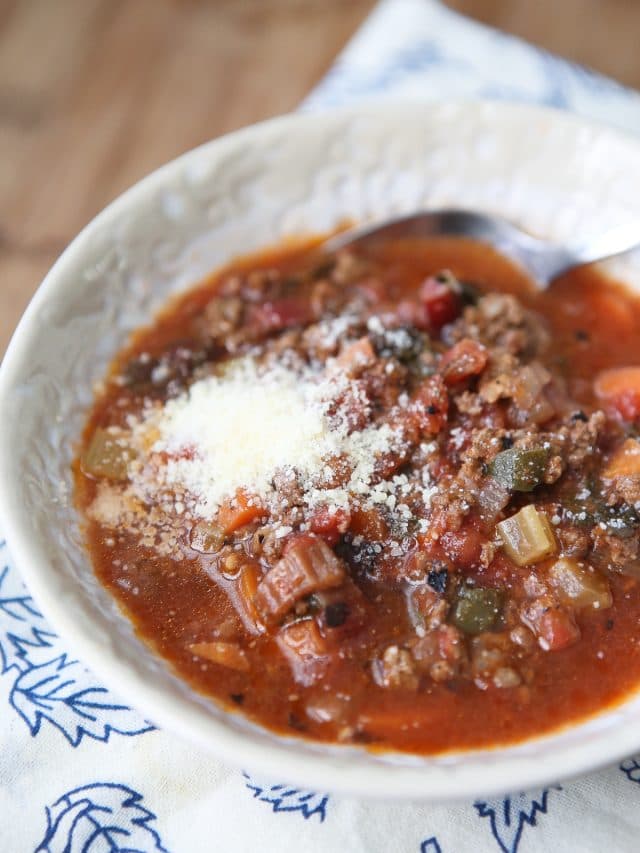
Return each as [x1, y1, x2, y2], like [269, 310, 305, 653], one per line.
[75, 237, 640, 754]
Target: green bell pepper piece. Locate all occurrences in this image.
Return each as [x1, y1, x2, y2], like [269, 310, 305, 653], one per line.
[489, 447, 549, 492]
[452, 585, 503, 634]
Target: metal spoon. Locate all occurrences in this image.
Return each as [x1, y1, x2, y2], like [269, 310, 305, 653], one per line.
[324, 209, 640, 287]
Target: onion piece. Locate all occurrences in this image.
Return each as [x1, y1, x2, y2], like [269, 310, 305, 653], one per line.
[82, 427, 136, 481]
[276, 618, 329, 686]
[497, 505, 557, 566]
[189, 520, 225, 554]
[478, 477, 511, 518]
[548, 557, 612, 610]
[189, 641, 249, 672]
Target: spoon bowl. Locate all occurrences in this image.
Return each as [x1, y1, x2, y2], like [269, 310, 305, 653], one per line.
[326, 209, 640, 286]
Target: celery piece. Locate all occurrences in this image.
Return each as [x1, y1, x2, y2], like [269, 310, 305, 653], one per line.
[497, 505, 557, 566]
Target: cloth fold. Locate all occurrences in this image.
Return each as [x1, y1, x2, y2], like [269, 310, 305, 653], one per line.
[306, 0, 640, 135]
[3, 1, 640, 850]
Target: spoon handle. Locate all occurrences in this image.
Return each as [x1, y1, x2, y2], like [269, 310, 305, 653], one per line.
[524, 219, 640, 285]
[569, 219, 640, 268]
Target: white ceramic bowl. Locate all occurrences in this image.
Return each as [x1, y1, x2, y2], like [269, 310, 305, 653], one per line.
[2, 100, 640, 802]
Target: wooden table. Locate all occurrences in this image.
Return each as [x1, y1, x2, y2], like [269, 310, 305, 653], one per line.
[3, 0, 640, 356]
[0, 0, 374, 354]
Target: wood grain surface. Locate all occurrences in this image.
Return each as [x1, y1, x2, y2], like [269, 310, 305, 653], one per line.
[446, 0, 640, 88]
[0, 0, 374, 354]
[2, 0, 640, 355]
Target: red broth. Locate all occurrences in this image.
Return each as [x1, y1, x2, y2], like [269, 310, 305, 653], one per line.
[74, 237, 640, 754]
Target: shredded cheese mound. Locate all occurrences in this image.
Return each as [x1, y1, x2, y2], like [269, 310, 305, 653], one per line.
[133, 356, 408, 519]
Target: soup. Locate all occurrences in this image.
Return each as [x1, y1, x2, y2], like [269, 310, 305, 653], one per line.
[75, 236, 640, 754]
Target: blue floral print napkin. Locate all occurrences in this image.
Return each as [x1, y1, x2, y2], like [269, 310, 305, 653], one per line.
[4, 1, 640, 850]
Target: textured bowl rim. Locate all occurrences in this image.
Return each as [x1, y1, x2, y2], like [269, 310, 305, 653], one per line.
[2, 98, 640, 802]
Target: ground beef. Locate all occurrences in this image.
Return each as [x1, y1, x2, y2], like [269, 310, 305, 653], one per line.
[561, 412, 606, 469]
[592, 526, 640, 574]
[558, 526, 591, 558]
[606, 475, 640, 507]
[449, 293, 548, 356]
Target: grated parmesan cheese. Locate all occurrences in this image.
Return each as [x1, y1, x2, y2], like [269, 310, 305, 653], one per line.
[132, 356, 422, 521]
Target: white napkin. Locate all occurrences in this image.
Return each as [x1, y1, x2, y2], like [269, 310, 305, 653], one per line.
[3, 2, 640, 850]
[305, 0, 640, 135]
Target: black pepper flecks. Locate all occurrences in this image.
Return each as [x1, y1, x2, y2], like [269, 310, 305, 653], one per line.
[427, 565, 449, 594]
[325, 601, 349, 628]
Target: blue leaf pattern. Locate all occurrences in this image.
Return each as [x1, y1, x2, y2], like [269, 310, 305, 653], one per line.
[420, 837, 443, 853]
[35, 782, 169, 852]
[620, 756, 640, 784]
[11, 653, 154, 746]
[0, 560, 57, 675]
[242, 771, 329, 822]
[474, 788, 560, 853]
[0, 541, 153, 745]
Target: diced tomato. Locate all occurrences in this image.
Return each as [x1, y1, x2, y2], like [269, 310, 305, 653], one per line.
[395, 299, 431, 331]
[410, 581, 439, 612]
[429, 457, 453, 481]
[523, 598, 580, 652]
[408, 375, 449, 435]
[417, 529, 446, 552]
[394, 278, 461, 333]
[282, 531, 317, 556]
[218, 489, 265, 535]
[402, 548, 431, 582]
[276, 618, 329, 686]
[473, 549, 514, 588]
[595, 367, 640, 421]
[441, 522, 485, 570]
[309, 506, 351, 546]
[536, 608, 580, 652]
[440, 339, 488, 385]
[247, 297, 313, 333]
[419, 275, 461, 330]
[349, 506, 389, 541]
